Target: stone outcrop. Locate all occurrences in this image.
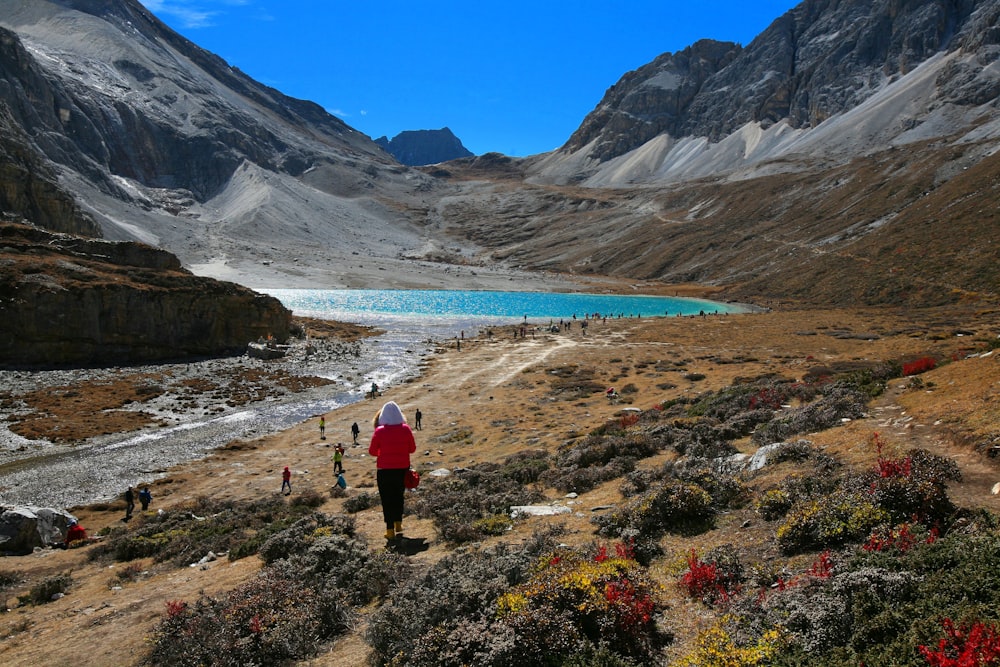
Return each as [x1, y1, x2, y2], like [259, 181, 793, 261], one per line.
[0, 506, 76, 555]
[0, 222, 292, 367]
[374, 127, 474, 165]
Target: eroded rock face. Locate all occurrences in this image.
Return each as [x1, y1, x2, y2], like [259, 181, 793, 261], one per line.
[0, 222, 292, 367]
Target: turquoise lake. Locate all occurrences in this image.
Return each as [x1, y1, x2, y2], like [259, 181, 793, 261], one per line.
[262, 288, 741, 335]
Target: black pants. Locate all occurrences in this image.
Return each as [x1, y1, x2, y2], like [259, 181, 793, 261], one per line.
[377, 468, 407, 528]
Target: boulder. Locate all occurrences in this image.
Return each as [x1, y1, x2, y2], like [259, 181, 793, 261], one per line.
[0, 506, 76, 555]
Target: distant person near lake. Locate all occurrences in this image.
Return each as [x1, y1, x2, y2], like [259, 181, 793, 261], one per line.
[139, 486, 152, 511]
[123, 486, 135, 522]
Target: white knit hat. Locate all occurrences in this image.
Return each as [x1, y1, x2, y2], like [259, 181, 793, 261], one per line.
[378, 401, 405, 425]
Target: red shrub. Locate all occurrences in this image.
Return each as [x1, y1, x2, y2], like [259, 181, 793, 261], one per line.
[806, 550, 834, 578]
[903, 356, 936, 376]
[919, 618, 1000, 666]
[679, 550, 733, 604]
[165, 599, 187, 618]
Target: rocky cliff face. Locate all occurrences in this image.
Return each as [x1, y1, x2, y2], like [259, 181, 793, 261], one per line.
[0, 222, 291, 367]
[374, 128, 474, 165]
[0, 29, 102, 238]
[560, 0, 1000, 166]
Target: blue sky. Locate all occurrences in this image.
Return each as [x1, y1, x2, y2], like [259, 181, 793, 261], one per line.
[145, 1, 801, 157]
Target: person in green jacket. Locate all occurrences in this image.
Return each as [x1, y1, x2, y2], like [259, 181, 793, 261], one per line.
[333, 444, 344, 474]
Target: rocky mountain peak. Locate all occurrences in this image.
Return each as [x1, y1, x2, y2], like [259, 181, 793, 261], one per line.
[374, 127, 474, 165]
[555, 0, 1000, 173]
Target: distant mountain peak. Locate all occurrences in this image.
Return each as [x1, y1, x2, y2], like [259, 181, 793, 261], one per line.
[374, 127, 474, 166]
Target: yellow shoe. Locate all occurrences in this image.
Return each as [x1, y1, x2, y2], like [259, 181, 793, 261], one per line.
[384, 528, 395, 540]
[394, 521, 403, 534]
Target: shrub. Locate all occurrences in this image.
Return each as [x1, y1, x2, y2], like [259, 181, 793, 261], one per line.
[672, 421, 740, 460]
[289, 488, 326, 508]
[257, 513, 356, 565]
[90, 496, 315, 566]
[840, 362, 901, 398]
[342, 491, 380, 513]
[756, 489, 794, 521]
[863, 523, 919, 553]
[543, 456, 638, 494]
[553, 433, 662, 470]
[679, 546, 744, 605]
[768, 439, 817, 464]
[672, 619, 784, 667]
[273, 534, 407, 605]
[111, 562, 145, 585]
[147, 566, 351, 666]
[865, 435, 961, 526]
[594, 480, 714, 538]
[0, 569, 21, 592]
[919, 618, 1000, 666]
[473, 513, 514, 536]
[366, 542, 545, 665]
[903, 357, 937, 376]
[760, 528, 1000, 664]
[22, 573, 72, 605]
[674, 462, 751, 509]
[496, 544, 662, 660]
[404, 610, 584, 667]
[501, 449, 551, 484]
[620, 464, 672, 498]
[776, 497, 888, 554]
[410, 466, 542, 543]
[751, 386, 868, 445]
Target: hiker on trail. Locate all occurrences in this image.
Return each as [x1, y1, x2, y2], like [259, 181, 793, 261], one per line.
[319, 415, 326, 440]
[281, 466, 292, 495]
[333, 444, 345, 474]
[139, 486, 152, 511]
[414, 408, 422, 430]
[351, 421, 360, 443]
[123, 486, 135, 522]
[368, 401, 416, 540]
[370, 382, 379, 400]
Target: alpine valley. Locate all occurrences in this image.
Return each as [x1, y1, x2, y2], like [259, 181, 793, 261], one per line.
[2, 2, 1000, 666]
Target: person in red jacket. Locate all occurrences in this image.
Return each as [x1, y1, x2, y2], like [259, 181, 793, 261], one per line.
[368, 401, 416, 540]
[65, 519, 88, 546]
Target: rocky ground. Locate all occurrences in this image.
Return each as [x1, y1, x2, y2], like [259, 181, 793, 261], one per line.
[0, 302, 998, 665]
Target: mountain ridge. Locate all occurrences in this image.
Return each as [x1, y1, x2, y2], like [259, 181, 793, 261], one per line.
[0, 0, 997, 307]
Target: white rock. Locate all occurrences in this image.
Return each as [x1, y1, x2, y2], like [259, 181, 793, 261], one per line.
[510, 505, 572, 518]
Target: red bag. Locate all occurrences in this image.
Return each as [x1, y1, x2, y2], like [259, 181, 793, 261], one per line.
[404, 468, 420, 489]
